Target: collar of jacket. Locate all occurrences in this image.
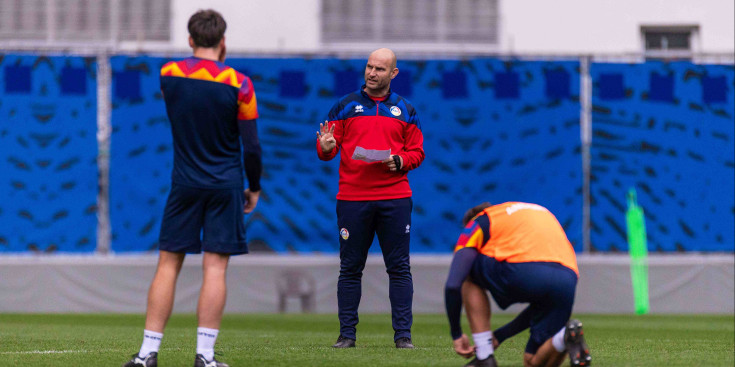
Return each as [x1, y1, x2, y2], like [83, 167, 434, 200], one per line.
[359, 84, 393, 101]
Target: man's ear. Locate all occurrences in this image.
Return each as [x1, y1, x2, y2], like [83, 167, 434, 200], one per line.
[390, 67, 399, 80]
[217, 37, 227, 62]
[188, 36, 195, 49]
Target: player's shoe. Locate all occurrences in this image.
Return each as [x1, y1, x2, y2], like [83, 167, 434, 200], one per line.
[122, 352, 157, 367]
[395, 337, 415, 349]
[463, 354, 498, 367]
[193, 353, 229, 367]
[565, 319, 591, 366]
[332, 335, 356, 348]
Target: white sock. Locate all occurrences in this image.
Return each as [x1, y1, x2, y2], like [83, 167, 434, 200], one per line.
[552, 326, 566, 352]
[472, 331, 494, 360]
[196, 327, 219, 361]
[139, 329, 163, 358]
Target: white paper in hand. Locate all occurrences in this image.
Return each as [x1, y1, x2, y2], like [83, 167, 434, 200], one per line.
[352, 146, 391, 163]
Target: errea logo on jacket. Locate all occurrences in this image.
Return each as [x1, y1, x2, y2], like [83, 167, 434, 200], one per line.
[355, 104, 364, 113]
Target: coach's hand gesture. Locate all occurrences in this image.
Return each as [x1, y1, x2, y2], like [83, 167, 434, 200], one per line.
[317, 121, 336, 153]
[453, 334, 475, 358]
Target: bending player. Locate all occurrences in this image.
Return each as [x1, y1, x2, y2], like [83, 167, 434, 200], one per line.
[444, 202, 591, 367]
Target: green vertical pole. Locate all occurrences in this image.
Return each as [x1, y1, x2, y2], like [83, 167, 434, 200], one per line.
[626, 188, 650, 314]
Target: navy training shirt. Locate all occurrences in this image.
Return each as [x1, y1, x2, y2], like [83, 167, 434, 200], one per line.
[160, 57, 260, 189]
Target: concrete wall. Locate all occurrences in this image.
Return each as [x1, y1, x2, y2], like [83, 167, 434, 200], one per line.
[501, 0, 735, 54]
[0, 254, 732, 314]
[169, 0, 320, 53]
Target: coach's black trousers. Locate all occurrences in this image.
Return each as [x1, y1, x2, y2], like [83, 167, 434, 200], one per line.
[336, 198, 413, 341]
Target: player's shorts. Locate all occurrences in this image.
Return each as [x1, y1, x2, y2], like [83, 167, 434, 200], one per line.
[158, 184, 247, 255]
[470, 256, 577, 354]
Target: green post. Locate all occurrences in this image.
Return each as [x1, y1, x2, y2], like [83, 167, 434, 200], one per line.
[626, 188, 650, 315]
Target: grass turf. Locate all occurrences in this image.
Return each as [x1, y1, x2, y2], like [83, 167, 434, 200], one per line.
[0, 313, 732, 366]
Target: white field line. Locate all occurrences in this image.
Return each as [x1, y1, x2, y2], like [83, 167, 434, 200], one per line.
[0, 347, 188, 355]
[0, 350, 90, 355]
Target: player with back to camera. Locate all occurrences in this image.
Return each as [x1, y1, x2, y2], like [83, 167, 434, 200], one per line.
[317, 48, 425, 349]
[122, 9, 262, 367]
[445, 202, 591, 367]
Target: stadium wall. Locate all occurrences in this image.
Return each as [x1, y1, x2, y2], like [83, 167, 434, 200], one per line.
[0, 254, 732, 314]
[1, 54, 732, 254]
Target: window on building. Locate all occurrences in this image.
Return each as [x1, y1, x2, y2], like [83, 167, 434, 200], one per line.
[0, 0, 48, 40]
[54, 0, 112, 41]
[0, 0, 170, 43]
[322, 0, 499, 48]
[641, 25, 699, 60]
[118, 0, 171, 42]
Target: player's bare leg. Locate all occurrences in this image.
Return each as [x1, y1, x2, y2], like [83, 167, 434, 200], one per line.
[462, 280, 491, 333]
[523, 338, 565, 367]
[192, 252, 231, 366]
[123, 251, 185, 366]
[145, 250, 186, 332]
[524, 352, 534, 367]
[544, 349, 566, 367]
[462, 280, 498, 367]
[197, 252, 230, 329]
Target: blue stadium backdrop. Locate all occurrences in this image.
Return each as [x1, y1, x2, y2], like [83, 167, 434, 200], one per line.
[0, 54, 98, 253]
[109, 56, 173, 252]
[1, 54, 732, 254]
[108, 57, 582, 254]
[590, 62, 734, 252]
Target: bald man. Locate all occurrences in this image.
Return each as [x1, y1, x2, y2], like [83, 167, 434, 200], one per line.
[317, 48, 425, 349]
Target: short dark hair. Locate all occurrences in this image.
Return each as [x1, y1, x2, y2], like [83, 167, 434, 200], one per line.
[462, 202, 492, 226]
[188, 9, 226, 48]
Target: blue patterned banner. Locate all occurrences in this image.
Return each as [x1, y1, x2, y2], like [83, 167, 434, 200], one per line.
[590, 62, 734, 251]
[108, 57, 582, 253]
[3, 55, 731, 254]
[0, 55, 98, 253]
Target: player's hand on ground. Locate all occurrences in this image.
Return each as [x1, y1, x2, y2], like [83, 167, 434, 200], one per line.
[243, 189, 260, 214]
[453, 334, 475, 358]
[382, 154, 402, 172]
[317, 121, 336, 153]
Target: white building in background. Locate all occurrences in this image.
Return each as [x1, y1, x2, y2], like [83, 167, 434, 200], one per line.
[0, 0, 733, 59]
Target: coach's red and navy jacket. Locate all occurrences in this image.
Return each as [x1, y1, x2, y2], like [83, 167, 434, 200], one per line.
[317, 86, 424, 201]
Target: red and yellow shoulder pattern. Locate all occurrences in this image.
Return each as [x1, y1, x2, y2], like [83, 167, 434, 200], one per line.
[161, 58, 258, 120]
[454, 220, 485, 253]
[161, 59, 245, 89]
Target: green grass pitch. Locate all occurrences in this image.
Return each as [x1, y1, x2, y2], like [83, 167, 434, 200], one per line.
[0, 313, 732, 366]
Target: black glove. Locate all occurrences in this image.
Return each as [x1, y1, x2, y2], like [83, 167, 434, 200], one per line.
[392, 155, 402, 170]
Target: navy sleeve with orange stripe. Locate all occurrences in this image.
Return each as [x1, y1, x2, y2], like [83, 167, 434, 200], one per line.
[237, 76, 261, 191]
[444, 213, 491, 340]
[444, 247, 479, 340]
[237, 76, 258, 120]
[453, 214, 490, 253]
[239, 119, 261, 192]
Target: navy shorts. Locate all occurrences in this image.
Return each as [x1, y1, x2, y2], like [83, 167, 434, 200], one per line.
[158, 184, 248, 255]
[470, 256, 577, 354]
